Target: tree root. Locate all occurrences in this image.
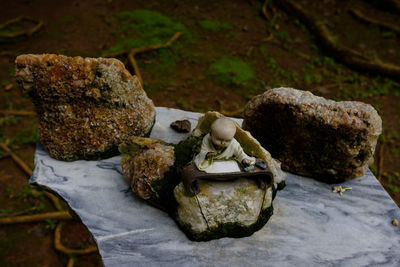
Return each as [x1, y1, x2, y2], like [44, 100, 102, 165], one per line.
[269, 39, 311, 60]
[0, 142, 33, 176]
[66, 258, 75, 267]
[0, 211, 72, 224]
[103, 32, 183, 85]
[0, 110, 36, 116]
[261, 0, 276, 41]
[277, 0, 400, 81]
[0, 16, 43, 38]
[55, 222, 98, 255]
[0, 206, 37, 218]
[350, 8, 400, 34]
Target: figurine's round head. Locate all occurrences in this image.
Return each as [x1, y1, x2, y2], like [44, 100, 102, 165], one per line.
[210, 118, 236, 149]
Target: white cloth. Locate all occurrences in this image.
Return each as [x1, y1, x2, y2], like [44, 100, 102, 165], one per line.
[194, 133, 256, 173]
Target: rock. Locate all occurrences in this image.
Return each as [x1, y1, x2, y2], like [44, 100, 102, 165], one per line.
[15, 54, 156, 161]
[119, 136, 176, 210]
[172, 111, 283, 241]
[119, 111, 284, 241]
[192, 111, 286, 186]
[243, 87, 382, 182]
[170, 120, 191, 133]
[174, 179, 274, 241]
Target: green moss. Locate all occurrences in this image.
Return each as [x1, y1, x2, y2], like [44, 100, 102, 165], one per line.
[179, 205, 274, 241]
[207, 57, 255, 86]
[198, 20, 232, 32]
[173, 135, 203, 168]
[107, 9, 190, 53]
[118, 136, 166, 156]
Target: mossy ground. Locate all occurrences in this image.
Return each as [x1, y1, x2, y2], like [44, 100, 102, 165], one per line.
[198, 20, 232, 32]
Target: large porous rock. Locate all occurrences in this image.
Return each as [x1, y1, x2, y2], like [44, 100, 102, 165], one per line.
[174, 179, 274, 241]
[119, 136, 176, 210]
[243, 87, 382, 182]
[15, 54, 156, 161]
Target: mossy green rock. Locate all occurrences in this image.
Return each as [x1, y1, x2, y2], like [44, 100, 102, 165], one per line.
[119, 111, 285, 241]
[174, 179, 274, 241]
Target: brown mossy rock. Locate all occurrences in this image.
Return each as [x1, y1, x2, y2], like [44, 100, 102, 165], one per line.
[119, 137, 176, 210]
[15, 54, 156, 161]
[243, 87, 382, 182]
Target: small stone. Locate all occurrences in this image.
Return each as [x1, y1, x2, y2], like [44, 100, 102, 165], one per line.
[242, 26, 248, 32]
[243, 87, 382, 183]
[15, 54, 156, 161]
[170, 120, 191, 133]
[393, 219, 399, 226]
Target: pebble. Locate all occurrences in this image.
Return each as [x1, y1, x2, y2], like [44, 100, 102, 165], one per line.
[170, 120, 191, 133]
[393, 219, 399, 226]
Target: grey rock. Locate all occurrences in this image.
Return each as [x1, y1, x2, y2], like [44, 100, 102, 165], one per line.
[174, 179, 274, 241]
[243, 87, 382, 182]
[15, 54, 156, 161]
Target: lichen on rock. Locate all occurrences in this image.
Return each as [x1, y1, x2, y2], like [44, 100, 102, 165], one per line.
[15, 54, 156, 161]
[243, 87, 382, 182]
[119, 111, 284, 241]
[174, 179, 274, 241]
[119, 136, 176, 210]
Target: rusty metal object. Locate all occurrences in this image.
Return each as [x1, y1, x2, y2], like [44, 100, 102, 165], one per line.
[180, 159, 273, 196]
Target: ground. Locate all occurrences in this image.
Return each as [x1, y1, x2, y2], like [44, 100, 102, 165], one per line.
[0, 0, 399, 266]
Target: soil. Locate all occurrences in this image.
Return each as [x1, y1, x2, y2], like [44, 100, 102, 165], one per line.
[1, 0, 399, 266]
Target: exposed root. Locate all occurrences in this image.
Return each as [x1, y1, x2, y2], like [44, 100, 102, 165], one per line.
[270, 39, 311, 60]
[66, 257, 75, 267]
[350, 8, 400, 34]
[0, 142, 33, 176]
[0, 211, 72, 224]
[0, 110, 36, 116]
[0, 16, 43, 38]
[0, 206, 37, 218]
[261, 0, 277, 42]
[277, 0, 400, 81]
[103, 32, 183, 86]
[55, 222, 98, 255]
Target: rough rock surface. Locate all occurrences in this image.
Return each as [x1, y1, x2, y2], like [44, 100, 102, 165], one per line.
[170, 120, 191, 133]
[15, 54, 156, 161]
[174, 179, 274, 241]
[119, 111, 284, 241]
[243, 87, 382, 182]
[172, 111, 283, 241]
[119, 136, 175, 209]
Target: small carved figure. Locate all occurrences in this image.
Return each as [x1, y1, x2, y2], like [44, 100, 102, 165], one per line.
[194, 117, 256, 172]
[180, 117, 272, 196]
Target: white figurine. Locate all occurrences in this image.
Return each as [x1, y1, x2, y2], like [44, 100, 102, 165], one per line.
[194, 117, 256, 173]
